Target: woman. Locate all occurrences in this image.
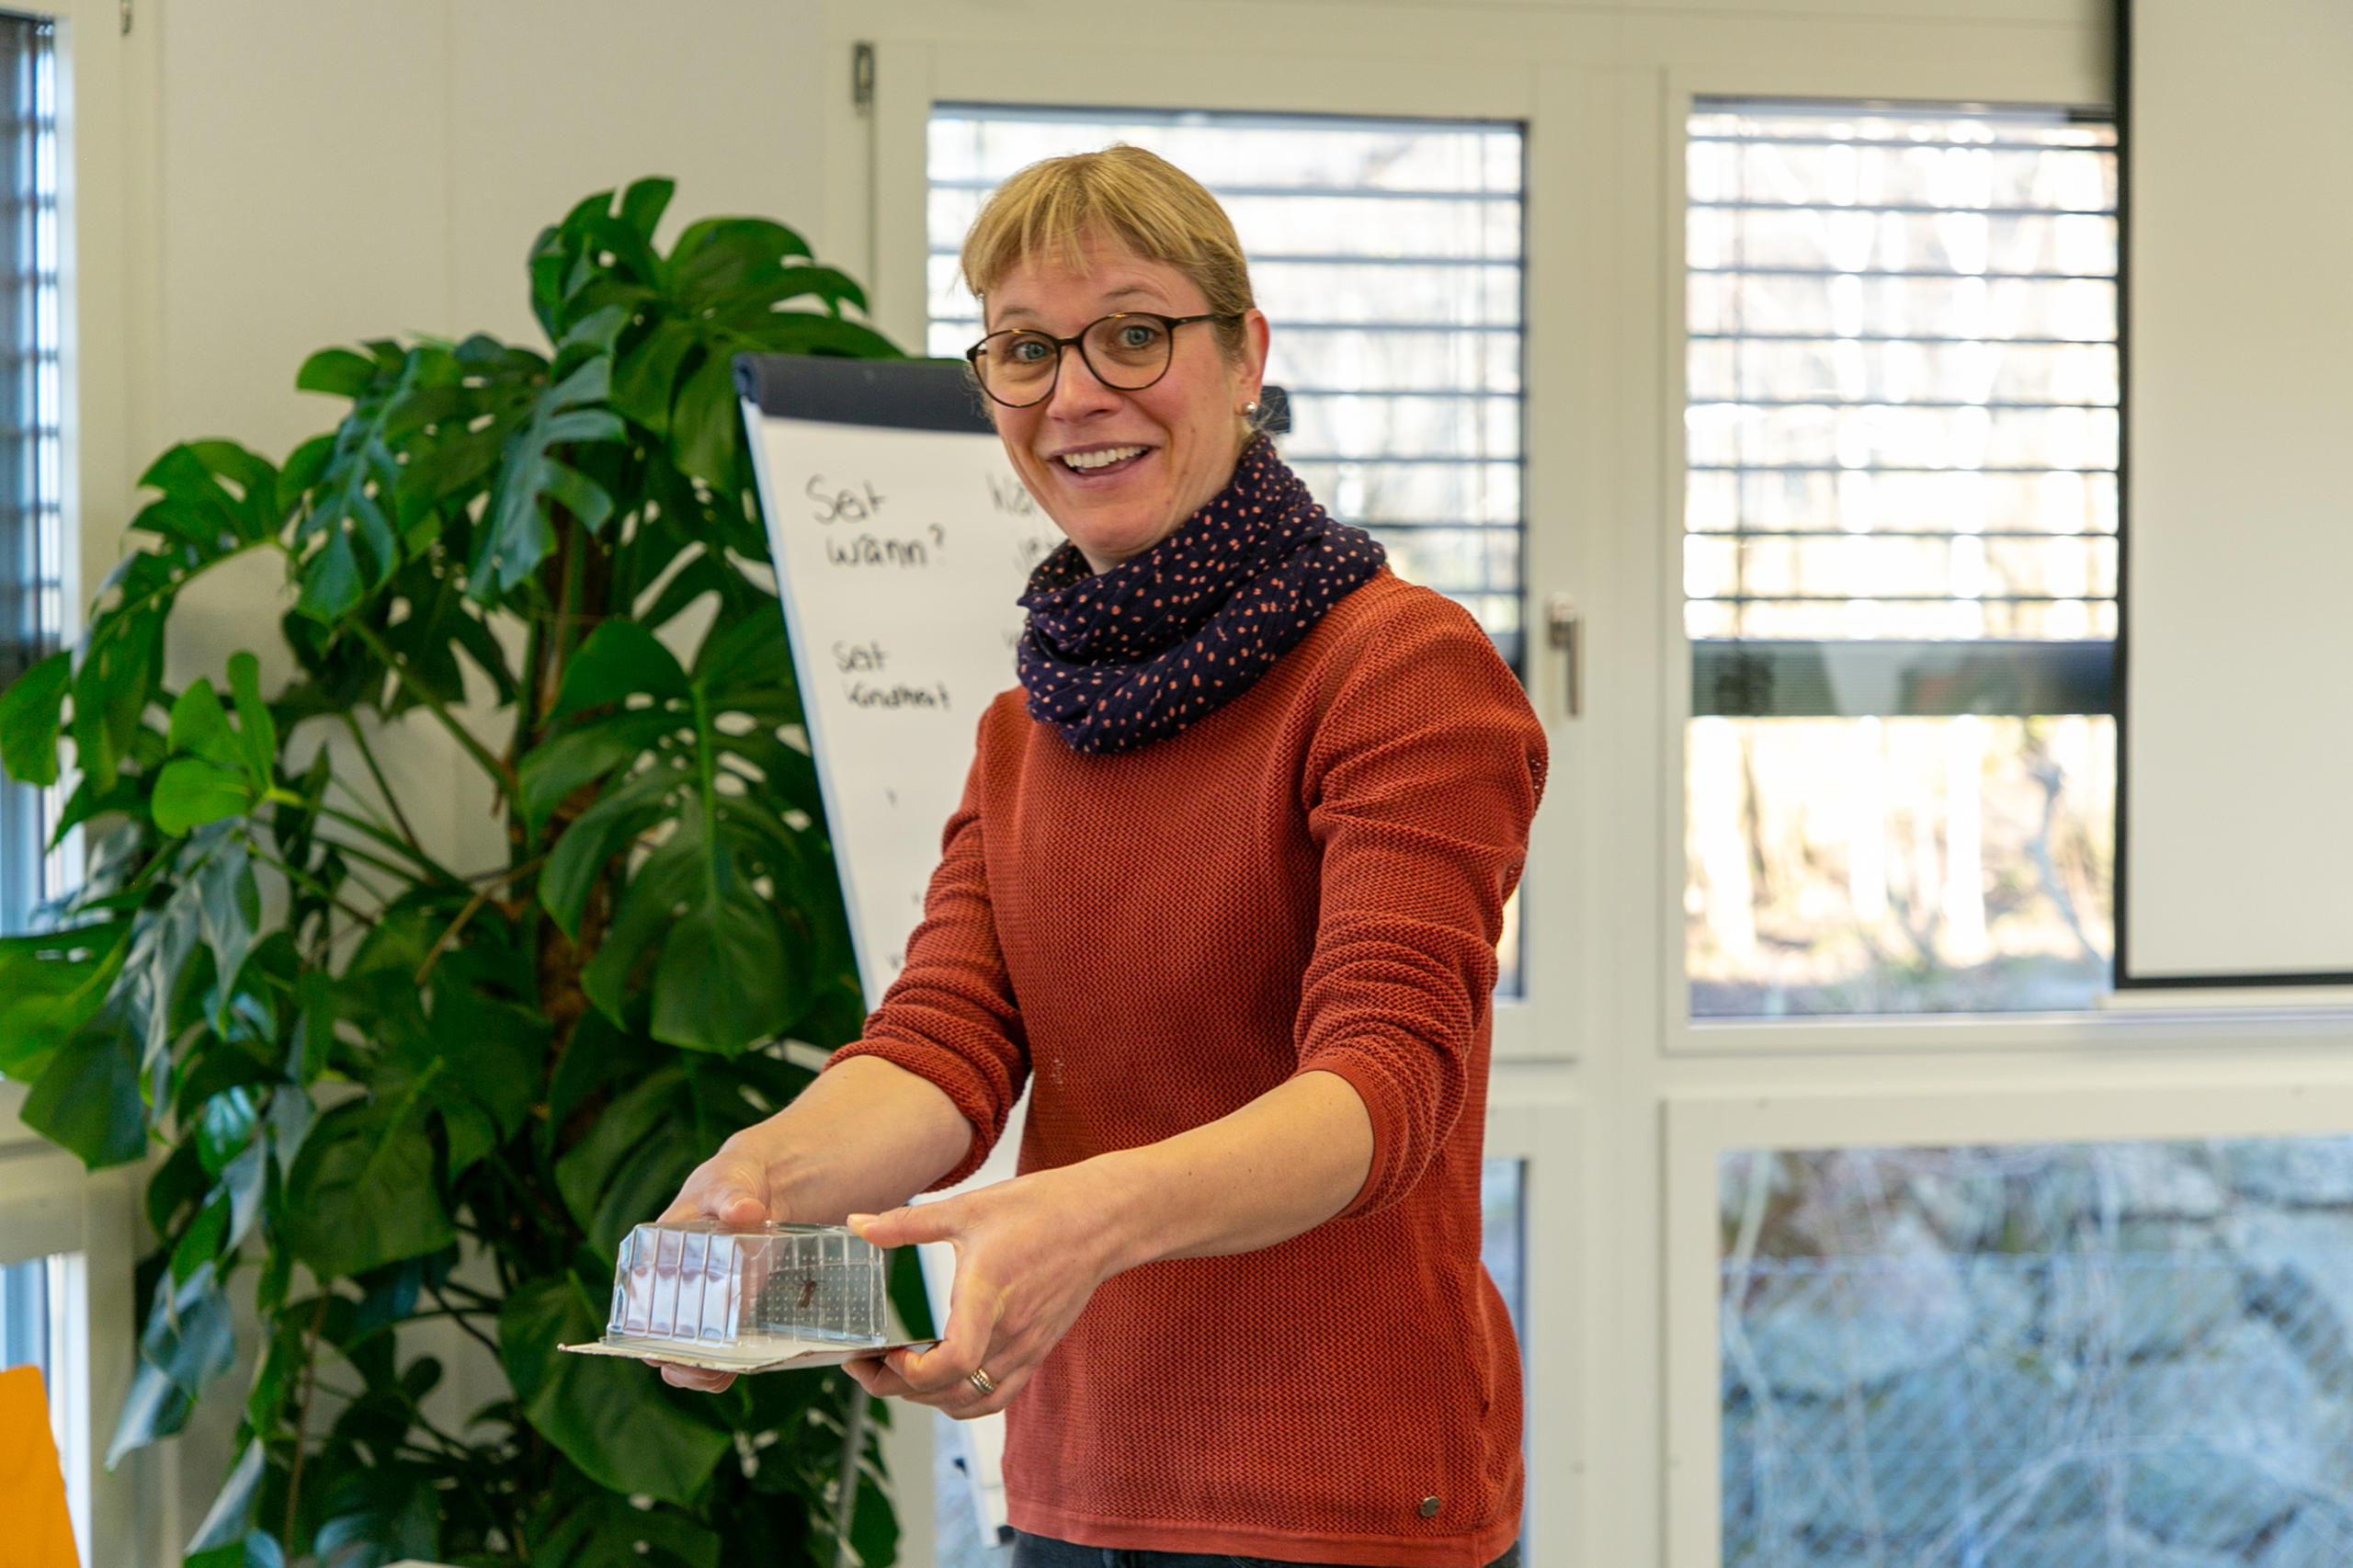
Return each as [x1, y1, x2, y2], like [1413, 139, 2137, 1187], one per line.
[661, 144, 1546, 1568]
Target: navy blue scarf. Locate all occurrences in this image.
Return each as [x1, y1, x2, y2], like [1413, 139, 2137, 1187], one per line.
[1015, 438, 1386, 756]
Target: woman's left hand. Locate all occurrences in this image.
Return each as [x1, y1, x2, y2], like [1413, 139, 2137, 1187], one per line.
[843, 1165, 1120, 1419]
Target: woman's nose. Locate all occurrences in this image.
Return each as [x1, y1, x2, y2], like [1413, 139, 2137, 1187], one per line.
[1043, 341, 1121, 419]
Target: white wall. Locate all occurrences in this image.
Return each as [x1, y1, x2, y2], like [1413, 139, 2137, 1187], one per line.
[143, 0, 841, 892]
[150, 0, 831, 458]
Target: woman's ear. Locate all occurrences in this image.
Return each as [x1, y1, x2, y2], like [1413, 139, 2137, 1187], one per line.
[1239, 308, 1271, 407]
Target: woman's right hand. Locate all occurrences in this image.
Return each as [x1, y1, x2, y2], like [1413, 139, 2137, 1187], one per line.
[652, 1136, 780, 1393]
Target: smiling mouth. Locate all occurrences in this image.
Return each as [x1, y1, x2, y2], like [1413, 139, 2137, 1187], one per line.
[1056, 445, 1149, 475]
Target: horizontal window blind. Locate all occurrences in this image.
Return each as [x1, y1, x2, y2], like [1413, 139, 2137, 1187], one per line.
[0, 13, 59, 937]
[928, 105, 1527, 663]
[1687, 100, 2119, 715]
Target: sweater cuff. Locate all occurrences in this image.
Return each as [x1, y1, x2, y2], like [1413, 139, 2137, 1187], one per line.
[825, 1037, 999, 1190]
[1296, 1052, 1408, 1220]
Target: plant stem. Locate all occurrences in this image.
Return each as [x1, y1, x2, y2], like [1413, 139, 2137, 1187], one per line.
[476, 1141, 575, 1246]
[468, 854, 545, 884]
[283, 1292, 330, 1548]
[691, 683, 722, 907]
[345, 617, 521, 803]
[311, 815, 443, 884]
[415, 884, 493, 985]
[308, 800, 444, 870]
[835, 1381, 870, 1568]
[247, 842, 381, 928]
[426, 1281, 505, 1363]
[339, 710, 426, 856]
[412, 854, 543, 984]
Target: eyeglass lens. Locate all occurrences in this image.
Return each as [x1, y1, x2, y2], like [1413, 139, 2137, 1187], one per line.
[978, 315, 1175, 403]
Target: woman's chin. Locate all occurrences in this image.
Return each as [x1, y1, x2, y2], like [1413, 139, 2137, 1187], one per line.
[1060, 512, 1182, 574]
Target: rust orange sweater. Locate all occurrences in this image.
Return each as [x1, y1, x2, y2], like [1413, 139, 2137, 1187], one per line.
[831, 572, 1548, 1566]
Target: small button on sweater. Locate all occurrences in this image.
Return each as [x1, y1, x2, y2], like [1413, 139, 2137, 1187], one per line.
[831, 571, 1548, 1567]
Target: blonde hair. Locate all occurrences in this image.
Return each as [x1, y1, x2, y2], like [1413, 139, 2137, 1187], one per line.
[960, 144, 1255, 359]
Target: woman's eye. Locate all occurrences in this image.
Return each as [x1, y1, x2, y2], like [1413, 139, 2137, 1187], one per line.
[1116, 324, 1158, 349]
[1007, 338, 1051, 363]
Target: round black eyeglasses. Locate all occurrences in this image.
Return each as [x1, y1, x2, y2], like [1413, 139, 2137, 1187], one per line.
[965, 312, 1241, 408]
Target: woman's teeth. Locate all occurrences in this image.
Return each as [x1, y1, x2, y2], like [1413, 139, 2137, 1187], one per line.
[1061, 446, 1145, 472]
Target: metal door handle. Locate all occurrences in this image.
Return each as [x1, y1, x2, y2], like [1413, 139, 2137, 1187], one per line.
[1547, 593, 1582, 718]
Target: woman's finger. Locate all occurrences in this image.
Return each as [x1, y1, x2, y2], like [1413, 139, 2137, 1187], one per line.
[870, 1353, 1027, 1415]
[846, 1199, 961, 1250]
[658, 1145, 774, 1227]
[888, 1317, 1046, 1413]
[842, 1355, 893, 1397]
[889, 1253, 999, 1397]
[657, 1362, 738, 1393]
[944, 1360, 1030, 1421]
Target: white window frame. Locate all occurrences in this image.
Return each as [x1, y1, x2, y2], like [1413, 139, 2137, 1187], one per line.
[869, 40, 1586, 1568]
[1650, 47, 2347, 1056]
[0, 1100, 143, 1568]
[1665, 1073, 2353, 1568]
[1, 0, 159, 1562]
[870, 43, 1588, 1072]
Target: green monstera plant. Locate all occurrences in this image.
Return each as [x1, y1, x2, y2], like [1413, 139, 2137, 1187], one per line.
[0, 177, 931, 1567]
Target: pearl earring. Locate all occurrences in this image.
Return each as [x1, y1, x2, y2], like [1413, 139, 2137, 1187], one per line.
[1243, 400, 1259, 416]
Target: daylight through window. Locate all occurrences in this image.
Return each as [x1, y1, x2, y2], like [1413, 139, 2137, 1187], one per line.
[1684, 101, 2119, 1017]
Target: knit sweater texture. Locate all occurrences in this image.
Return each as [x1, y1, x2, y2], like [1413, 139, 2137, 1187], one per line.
[830, 571, 1548, 1567]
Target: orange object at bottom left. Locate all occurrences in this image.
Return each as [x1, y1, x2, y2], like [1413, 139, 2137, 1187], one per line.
[0, 1364, 76, 1568]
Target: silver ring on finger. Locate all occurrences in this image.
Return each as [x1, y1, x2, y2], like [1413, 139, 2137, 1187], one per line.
[967, 1366, 996, 1397]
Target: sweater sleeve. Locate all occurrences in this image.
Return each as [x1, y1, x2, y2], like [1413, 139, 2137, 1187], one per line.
[1291, 597, 1548, 1219]
[825, 745, 1030, 1190]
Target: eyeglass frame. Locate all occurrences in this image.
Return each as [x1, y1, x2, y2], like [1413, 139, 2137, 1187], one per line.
[963, 312, 1245, 408]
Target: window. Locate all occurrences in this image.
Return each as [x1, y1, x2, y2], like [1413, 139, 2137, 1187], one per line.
[0, 1252, 52, 1375]
[1684, 100, 2119, 1017]
[0, 12, 60, 937]
[1482, 1155, 1528, 1339]
[0, 1250, 78, 1548]
[1722, 1136, 2353, 1566]
[928, 104, 1529, 994]
[927, 105, 1526, 661]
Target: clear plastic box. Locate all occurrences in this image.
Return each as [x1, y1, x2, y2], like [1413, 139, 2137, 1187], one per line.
[600, 1221, 888, 1365]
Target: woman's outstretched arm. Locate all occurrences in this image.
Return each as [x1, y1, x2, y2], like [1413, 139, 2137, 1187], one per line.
[840, 1068, 1374, 1415]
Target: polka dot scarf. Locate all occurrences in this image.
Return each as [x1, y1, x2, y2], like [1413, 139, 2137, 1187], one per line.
[1016, 437, 1387, 756]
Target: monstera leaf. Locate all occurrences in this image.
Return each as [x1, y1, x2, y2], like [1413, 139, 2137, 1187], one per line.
[531, 609, 844, 1053]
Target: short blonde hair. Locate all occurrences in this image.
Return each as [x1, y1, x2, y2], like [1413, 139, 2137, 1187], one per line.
[960, 144, 1255, 358]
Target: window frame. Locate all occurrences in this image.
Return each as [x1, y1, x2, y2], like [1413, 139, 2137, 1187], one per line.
[1676, 96, 2123, 1028]
[0, 0, 150, 1562]
[879, 44, 1585, 1568]
[0, 9, 63, 935]
[1645, 58, 2353, 1057]
[1663, 1073, 2353, 1568]
[880, 45, 1574, 1071]
[0, 1119, 142, 1568]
